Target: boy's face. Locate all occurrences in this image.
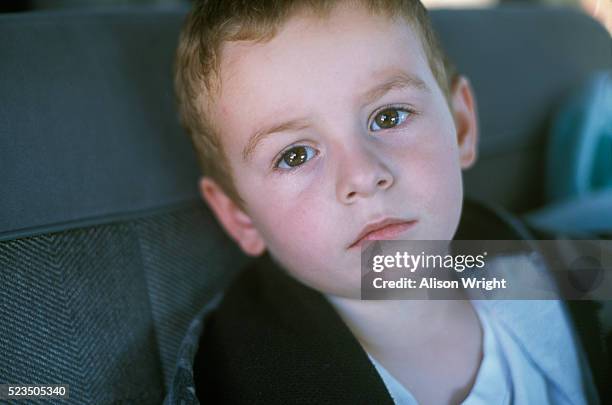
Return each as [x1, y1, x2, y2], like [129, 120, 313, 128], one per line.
[200, 3, 477, 298]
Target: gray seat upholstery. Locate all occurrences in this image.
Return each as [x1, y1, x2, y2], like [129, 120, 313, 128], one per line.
[0, 7, 249, 403]
[0, 5, 609, 403]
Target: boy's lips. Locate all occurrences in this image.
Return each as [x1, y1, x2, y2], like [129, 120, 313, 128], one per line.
[348, 218, 418, 249]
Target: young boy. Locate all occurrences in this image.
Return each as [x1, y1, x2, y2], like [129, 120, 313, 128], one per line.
[173, 0, 600, 403]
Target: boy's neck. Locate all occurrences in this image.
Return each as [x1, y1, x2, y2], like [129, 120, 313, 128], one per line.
[324, 296, 478, 357]
[325, 296, 484, 404]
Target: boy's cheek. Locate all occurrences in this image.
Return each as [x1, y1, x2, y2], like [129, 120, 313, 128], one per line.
[249, 199, 332, 253]
[267, 237, 363, 297]
[401, 147, 463, 238]
[264, 232, 352, 290]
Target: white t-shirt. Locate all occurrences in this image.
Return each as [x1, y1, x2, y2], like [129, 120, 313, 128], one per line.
[367, 302, 586, 405]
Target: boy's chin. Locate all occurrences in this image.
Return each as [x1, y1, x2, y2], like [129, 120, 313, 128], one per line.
[287, 269, 363, 300]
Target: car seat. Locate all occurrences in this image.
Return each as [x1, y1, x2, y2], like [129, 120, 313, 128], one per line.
[1, 5, 610, 403]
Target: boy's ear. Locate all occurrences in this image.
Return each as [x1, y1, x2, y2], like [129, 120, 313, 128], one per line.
[198, 177, 266, 257]
[450, 75, 478, 169]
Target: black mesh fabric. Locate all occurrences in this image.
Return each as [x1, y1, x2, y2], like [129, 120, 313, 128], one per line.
[0, 223, 164, 403]
[135, 204, 249, 389]
[0, 203, 250, 403]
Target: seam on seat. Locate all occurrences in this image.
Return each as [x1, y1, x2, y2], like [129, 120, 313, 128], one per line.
[0, 199, 204, 242]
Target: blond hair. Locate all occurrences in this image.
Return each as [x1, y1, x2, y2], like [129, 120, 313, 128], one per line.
[175, 0, 456, 207]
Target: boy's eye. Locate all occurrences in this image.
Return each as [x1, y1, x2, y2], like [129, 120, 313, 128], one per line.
[275, 145, 317, 169]
[369, 107, 411, 131]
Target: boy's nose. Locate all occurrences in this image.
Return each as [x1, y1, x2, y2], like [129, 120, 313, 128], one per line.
[335, 143, 394, 205]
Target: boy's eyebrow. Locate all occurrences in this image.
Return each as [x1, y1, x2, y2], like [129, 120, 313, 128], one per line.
[361, 71, 429, 106]
[242, 71, 428, 162]
[243, 119, 310, 162]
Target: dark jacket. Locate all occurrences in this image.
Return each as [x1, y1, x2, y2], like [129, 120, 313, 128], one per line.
[168, 200, 611, 404]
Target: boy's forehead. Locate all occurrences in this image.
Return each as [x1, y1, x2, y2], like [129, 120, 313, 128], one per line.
[214, 4, 436, 150]
[218, 3, 430, 85]
[219, 4, 427, 75]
